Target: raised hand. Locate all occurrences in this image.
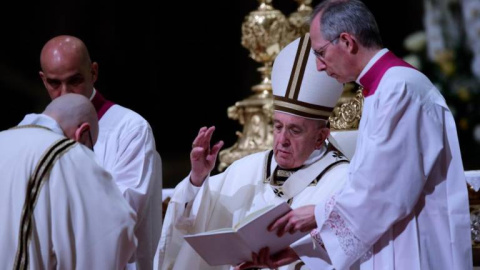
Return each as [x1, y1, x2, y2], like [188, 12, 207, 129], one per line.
[269, 205, 317, 237]
[190, 126, 224, 186]
[233, 247, 299, 270]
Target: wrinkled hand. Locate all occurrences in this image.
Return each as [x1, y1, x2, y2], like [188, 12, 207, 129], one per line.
[269, 205, 316, 237]
[190, 126, 224, 186]
[233, 247, 299, 270]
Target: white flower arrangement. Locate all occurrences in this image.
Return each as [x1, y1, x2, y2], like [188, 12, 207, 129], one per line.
[403, 31, 427, 53]
[403, 0, 480, 147]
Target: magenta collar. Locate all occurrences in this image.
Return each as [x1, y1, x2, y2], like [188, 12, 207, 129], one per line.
[91, 91, 115, 120]
[359, 51, 415, 97]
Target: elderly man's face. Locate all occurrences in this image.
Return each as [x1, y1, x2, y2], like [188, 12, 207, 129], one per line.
[273, 112, 327, 169]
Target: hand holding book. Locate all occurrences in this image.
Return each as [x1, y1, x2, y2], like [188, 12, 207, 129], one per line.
[233, 246, 300, 270]
[184, 202, 308, 266]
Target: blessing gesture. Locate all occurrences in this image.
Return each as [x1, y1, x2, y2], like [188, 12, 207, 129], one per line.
[190, 126, 224, 186]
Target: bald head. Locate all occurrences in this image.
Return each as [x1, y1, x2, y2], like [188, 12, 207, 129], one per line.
[40, 35, 91, 70]
[43, 93, 99, 148]
[39, 35, 98, 100]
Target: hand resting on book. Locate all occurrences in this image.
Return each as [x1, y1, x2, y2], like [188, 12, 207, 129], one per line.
[184, 202, 308, 266]
[269, 204, 317, 237]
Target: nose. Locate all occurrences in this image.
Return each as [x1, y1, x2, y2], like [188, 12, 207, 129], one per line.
[60, 84, 72, 95]
[276, 129, 290, 146]
[316, 57, 326, 71]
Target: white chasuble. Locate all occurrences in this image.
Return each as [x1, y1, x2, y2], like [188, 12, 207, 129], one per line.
[0, 114, 137, 269]
[158, 145, 349, 270]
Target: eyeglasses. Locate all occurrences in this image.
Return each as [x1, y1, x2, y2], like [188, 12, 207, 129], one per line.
[312, 36, 340, 61]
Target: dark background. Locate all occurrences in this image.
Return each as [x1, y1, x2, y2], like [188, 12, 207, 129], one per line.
[0, 0, 475, 188]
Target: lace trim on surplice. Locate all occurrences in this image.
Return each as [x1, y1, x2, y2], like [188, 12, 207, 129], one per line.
[324, 196, 368, 259]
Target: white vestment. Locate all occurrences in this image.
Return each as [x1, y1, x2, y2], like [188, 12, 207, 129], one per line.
[157, 146, 349, 270]
[0, 114, 137, 269]
[311, 50, 472, 269]
[93, 90, 163, 270]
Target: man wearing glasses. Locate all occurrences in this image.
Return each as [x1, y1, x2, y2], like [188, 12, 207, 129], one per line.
[268, 0, 472, 270]
[312, 36, 339, 61]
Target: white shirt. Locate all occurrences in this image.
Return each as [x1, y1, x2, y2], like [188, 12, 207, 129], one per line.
[94, 100, 163, 270]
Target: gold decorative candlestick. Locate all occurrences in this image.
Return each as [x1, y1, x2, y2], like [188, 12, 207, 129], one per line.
[218, 0, 294, 171]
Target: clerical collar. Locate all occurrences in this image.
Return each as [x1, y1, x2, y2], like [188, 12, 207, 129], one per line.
[301, 144, 327, 166]
[90, 88, 115, 120]
[357, 49, 415, 98]
[89, 88, 96, 100]
[356, 48, 388, 86]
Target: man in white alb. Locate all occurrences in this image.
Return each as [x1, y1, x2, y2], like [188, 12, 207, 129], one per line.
[0, 94, 136, 269]
[39, 35, 163, 269]
[269, 1, 473, 269]
[157, 34, 349, 270]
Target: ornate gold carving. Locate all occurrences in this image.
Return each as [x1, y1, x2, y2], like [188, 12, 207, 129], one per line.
[218, 92, 274, 172]
[240, 0, 294, 92]
[469, 185, 480, 251]
[329, 84, 364, 130]
[288, 0, 313, 38]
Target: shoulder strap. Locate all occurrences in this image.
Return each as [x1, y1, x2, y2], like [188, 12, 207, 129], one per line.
[13, 138, 76, 270]
[262, 150, 274, 183]
[9, 124, 51, 132]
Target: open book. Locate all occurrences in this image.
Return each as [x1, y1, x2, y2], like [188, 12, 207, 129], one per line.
[184, 202, 308, 266]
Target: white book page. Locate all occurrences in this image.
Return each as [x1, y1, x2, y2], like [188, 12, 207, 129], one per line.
[237, 202, 308, 255]
[184, 230, 251, 265]
[234, 204, 277, 230]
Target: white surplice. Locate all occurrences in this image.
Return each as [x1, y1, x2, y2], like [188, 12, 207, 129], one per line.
[311, 50, 472, 270]
[93, 90, 163, 270]
[157, 146, 349, 270]
[0, 114, 137, 269]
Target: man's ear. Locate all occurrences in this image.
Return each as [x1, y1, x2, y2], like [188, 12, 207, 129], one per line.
[39, 71, 47, 85]
[91, 62, 99, 83]
[340, 32, 358, 54]
[316, 128, 330, 149]
[74, 122, 90, 143]
[348, 35, 359, 54]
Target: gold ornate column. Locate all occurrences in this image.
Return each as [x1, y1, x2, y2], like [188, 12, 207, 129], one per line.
[218, 0, 294, 171]
[288, 0, 312, 38]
